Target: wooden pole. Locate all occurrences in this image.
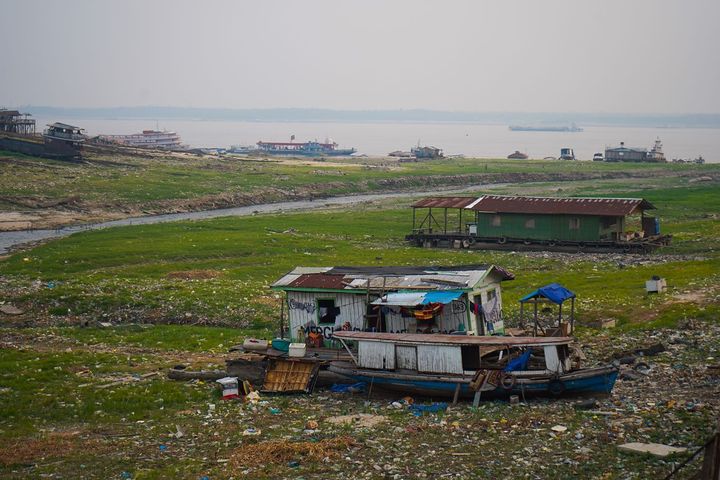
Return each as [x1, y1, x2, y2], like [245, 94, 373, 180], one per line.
[459, 208, 463, 233]
[452, 382, 461, 405]
[558, 302, 563, 330]
[444, 208, 448, 234]
[533, 299, 538, 337]
[279, 292, 285, 338]
[570, 297, 575, 334]
[412, 208, 416, 231]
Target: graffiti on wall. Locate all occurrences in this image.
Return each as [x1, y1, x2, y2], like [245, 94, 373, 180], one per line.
[289, 299, 316, 314]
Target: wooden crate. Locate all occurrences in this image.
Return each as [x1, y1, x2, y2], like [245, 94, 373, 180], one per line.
[261, 358, 320, 394]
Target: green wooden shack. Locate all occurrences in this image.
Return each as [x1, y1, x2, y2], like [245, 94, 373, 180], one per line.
[407, 195, 670, 252]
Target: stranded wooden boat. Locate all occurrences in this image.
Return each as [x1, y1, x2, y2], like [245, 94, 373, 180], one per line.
[329, 331, 618, 400]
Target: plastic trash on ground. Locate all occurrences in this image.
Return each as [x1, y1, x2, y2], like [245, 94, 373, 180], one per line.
[329, 382, 366, 393]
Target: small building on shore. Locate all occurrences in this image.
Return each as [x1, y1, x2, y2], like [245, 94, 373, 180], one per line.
[271, 265, 515, 345]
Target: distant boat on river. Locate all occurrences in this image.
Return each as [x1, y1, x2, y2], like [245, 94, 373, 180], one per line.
[509, 124, 584, 133]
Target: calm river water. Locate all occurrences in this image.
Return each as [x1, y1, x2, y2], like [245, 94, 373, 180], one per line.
[34, 118, 719, 163]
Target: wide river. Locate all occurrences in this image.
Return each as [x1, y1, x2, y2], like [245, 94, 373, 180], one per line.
[34, 118, 719, 162]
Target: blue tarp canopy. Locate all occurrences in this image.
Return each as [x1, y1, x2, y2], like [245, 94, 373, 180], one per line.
[420, 290, 464, 305]
[373, 290, 465, 306]
[519, 283, 575, 305]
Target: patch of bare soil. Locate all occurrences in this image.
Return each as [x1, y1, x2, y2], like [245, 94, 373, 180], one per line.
[230, 436, 357, 468]
[0, 432, 95, 466]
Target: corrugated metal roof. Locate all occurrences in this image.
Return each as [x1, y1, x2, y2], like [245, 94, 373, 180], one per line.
[411, 197, 476, 209]
[468, 195, 654, 216]
[606, 146, 646, 153]
[271, 265, 514, 291]
[334, 331, 572, 346]
[287, 273, 348, 289]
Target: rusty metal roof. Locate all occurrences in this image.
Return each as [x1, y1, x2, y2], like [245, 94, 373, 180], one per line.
[469, 195, 654, 216]
[271, 264, 514, 290]
[287, 273, 348, 289]
[411, 197, 477, 209]
[333, 331, 572, 346]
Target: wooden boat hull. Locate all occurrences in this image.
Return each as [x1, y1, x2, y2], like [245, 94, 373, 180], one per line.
[328, 362, 618, 399]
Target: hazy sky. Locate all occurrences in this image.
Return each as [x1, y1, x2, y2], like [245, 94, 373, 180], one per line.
[1, 0, 718, 113]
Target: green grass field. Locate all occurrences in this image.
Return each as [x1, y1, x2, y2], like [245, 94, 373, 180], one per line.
[1, 163, 719, 478]
[2, 149, 716, 211]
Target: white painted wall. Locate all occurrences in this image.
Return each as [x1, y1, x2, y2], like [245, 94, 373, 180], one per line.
[359, 341, 396, 369]
[286, 291, 366, 341]
[417, 345, 464, 374]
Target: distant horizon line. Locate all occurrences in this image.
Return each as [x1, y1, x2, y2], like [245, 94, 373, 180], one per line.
[9, 105, 720, 115]
[5, 105, 720, 128]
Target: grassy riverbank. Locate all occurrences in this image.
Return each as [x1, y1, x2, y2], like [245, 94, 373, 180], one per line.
[2, 149, 718, 230]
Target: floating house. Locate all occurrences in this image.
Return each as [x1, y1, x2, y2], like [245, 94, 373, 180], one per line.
[605, 138, 666, 163]
[270, 265, 515, 346]
[0, 115, 84, 160]
[407, 195, 671, 253]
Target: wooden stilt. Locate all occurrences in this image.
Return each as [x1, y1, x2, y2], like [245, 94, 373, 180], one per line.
[452, 383, 461, 405]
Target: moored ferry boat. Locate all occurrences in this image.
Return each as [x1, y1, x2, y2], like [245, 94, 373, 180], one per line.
[257, 140, 356, 156]
[99, 129, 185, 150]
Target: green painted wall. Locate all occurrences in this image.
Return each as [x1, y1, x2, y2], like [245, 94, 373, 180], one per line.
[475, 213, 613, 242]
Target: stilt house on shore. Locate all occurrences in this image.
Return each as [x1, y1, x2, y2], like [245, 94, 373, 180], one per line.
[270, 265, 515, 346]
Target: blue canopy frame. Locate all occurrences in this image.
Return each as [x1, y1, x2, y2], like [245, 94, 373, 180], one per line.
[519, 283, 576, 336]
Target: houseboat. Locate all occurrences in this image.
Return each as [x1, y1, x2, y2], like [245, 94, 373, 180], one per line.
[407, 195, 672, 253]
[329, 331, 618, 399]
[256, 140, 356, 156]
[0, 109, 85, 160]
[270, 265, 515, 348]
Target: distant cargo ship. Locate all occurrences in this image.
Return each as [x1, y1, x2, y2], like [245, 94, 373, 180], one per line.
[99, 129, 185, 150]
[256, 140, 356, 156]
[509, 124, 584, 132]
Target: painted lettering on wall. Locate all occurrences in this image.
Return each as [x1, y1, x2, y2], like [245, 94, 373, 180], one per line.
[289, 299, 316, 314]
[451, 300, 467, 314]
[303, 325, 362, 340]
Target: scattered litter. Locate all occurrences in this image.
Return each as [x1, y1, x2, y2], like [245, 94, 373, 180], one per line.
[551, 425, 568, 433]
[242, 428, 261, 436]
[326, 413, 388, 428]
[574, 399, 598, 410]
[246, 391, 261, 404]
[216, 377, 240, 399]
[0, 304, 23, 315]
[329, 383, 366, 394]
[305, 420, 319, 430]
[618, 442, 687, 457]
[269, 407, 281, 415]
[408, 402, 448, 415]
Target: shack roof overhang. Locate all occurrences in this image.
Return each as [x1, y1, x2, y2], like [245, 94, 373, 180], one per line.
[412, 195, 655, 216]
[270, 265, 514, 293]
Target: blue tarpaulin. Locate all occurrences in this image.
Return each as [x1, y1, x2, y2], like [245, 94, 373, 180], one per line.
[504, 349, 532, 372]
[519, 283, 576, 305]
[419, 290, 464, 305]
